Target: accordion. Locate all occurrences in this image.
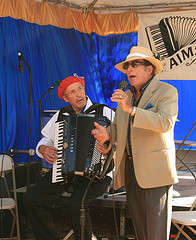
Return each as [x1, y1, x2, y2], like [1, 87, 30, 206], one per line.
[52, 114, 110, 183]
[145, 16, 196, 60]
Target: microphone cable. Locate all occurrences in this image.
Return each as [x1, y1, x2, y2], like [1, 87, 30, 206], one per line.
[108, 80, 128, 240]
[110, 101, 119, 240]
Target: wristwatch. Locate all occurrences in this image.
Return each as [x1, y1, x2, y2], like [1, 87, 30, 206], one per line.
[131, 107, 136, 116]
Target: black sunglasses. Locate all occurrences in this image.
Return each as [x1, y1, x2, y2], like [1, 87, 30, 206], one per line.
[123, 60, 148, 70]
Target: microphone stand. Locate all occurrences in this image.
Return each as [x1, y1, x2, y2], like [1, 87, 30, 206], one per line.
[38, 80, 62, 173]
[37, 88, 52, 174]
[18, 53, 32, 189]
[38, 88, 52, 142]
[39, 80, 62, 141]
[80, 173, 98, 240]
[0, 151, 10, 155]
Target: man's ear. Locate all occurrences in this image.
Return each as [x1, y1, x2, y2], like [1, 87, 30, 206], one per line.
[147, 65, 153, 75]
[62, 94, 69, 103]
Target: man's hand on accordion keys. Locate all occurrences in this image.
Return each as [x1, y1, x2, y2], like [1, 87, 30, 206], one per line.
[39, 145, 58, 164]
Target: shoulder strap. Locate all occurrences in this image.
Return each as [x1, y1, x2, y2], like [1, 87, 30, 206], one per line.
[84, 102, 109, 115]
[57, 102, 110, 121]
[57, 105, 75, 122]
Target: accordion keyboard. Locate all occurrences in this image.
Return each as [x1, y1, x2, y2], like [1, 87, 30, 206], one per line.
[52, 121, 65, 183]
[145, 24, 169, 60]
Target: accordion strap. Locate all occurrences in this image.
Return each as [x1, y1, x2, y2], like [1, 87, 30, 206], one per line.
[84, 102, 108, 115]
[57, 105, 75, 122]
[57, 102, 109, 122]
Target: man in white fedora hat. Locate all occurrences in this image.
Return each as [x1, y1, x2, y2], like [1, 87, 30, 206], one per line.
[92, 46, 179, 240]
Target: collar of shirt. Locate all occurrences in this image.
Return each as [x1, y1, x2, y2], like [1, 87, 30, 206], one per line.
[129, 76, 154, 106]
[82, 96, 93, 113]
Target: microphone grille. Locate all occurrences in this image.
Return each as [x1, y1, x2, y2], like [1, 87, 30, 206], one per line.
[118, 80, 128, 91]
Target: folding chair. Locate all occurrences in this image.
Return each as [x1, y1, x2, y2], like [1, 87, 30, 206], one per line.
[0, 154, 20, 239]
[175, 120, 196, 180]
[171, 198, 196, 240]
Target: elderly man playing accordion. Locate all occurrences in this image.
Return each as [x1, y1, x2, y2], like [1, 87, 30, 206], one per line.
[23, 74, 114, 240]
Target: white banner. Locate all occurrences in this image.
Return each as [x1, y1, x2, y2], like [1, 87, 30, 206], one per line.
[138, 10, 196, 80]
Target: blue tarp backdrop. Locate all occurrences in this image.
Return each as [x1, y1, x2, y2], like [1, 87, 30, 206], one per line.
[0, 17, 195, 164]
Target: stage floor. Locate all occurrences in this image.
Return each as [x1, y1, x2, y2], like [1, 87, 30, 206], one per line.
[18, 170, 196, 240]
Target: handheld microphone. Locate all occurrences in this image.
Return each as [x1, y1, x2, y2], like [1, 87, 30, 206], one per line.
[118, 80, 128, 91]
[9, 149, 35, 156]
[50, 80, 62, 89]
[18, 51, 23, 73]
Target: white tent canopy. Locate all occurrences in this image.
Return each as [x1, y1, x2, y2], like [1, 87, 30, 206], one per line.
[36, 0, 196, 13]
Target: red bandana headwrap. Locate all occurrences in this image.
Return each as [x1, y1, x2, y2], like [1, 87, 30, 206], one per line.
[58, 75, 85, 100]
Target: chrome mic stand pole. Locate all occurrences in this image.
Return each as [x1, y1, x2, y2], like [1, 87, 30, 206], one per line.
[80, 173, 97, 240]
[38, 80, 62, 174]
[18, 51, 32, 189]
[38, 88, 51, 142]
[39, 80, 62, 141]
[38, 88, 53, 174]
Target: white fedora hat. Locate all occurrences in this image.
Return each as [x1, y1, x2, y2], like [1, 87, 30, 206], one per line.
[115, 46, 163, 75]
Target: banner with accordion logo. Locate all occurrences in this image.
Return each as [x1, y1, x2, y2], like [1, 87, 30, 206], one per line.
[138, 10, 196, 80]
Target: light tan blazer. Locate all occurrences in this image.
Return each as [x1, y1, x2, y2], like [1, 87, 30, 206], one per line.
[109, 77, 179, 190]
